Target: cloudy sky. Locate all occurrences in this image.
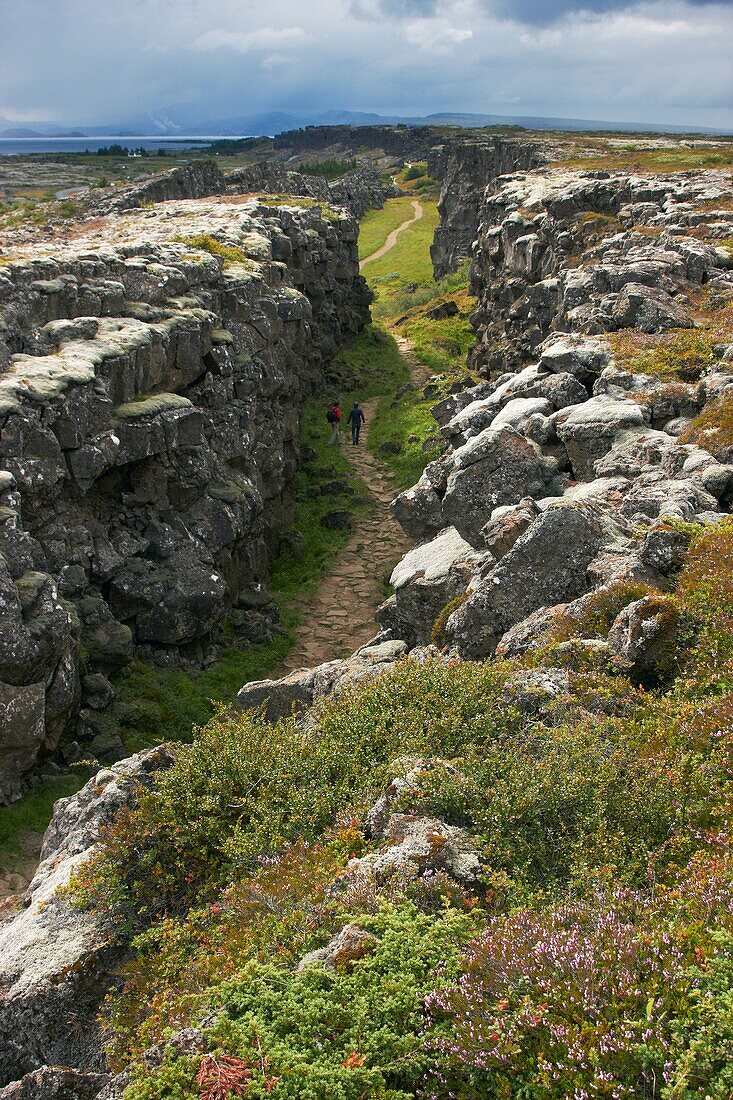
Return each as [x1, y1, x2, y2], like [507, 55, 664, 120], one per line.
[0, 0, 731, 130]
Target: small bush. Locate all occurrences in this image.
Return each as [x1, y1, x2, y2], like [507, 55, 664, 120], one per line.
[175, 234, 252, 268]
[431, 593, 468, 648]
[123, 903, 479, 1100]
[679, 394, 733, 459]
[403, 165, 427, 181]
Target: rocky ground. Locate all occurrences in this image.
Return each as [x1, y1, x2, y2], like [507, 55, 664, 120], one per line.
[1, 130, 733, 1098]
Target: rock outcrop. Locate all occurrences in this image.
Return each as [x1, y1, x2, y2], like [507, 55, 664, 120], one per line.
[0, 195, 370, 798]
[429, 136, 547, 278]
[379, 159, 733, 660]
[0, 747, 174, 1088]
[468, 167, 733, 375]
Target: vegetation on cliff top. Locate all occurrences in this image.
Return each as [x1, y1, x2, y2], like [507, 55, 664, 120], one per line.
[73, 517, 733, 1099]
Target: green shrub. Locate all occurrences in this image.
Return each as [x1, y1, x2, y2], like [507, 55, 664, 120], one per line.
[431, 593, 468, 648]
[297, 158, 357, 180]
[123, 903, 479, 1100]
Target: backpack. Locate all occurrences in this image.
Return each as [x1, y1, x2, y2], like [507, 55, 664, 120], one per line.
[327, 408, 337, 424]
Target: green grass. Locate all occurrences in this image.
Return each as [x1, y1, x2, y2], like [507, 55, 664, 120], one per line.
[329, 324, 410, 399]
[364, 201, 440, 321]
[172, 234, 254, 268]
[0, 773, 86, 870]
[358, 196, 423, 261]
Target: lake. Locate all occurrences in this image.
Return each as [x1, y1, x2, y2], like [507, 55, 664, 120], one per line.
[0, 136, 249, 156]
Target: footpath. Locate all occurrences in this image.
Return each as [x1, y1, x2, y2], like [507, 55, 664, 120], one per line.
[279, 199, 430, 673]
[359, 199, 423, 269]
[278, 339, 431, 673]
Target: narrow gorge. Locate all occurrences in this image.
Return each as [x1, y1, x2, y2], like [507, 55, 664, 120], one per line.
[1, 127, 733, 1099]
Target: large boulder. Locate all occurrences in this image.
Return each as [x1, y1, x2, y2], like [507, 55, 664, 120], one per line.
[235, 640, 408, 722]
[0, 1069, 109, 1099]
[442, 426, 554, 546]
[448, 503, 610, 658]
[607, 594, 679, 680]
[376, 527, 475, 646]
[556, 396, 646, 480]
[391, 456, 451, 542]
[611, 282, 694, 333]
[0, 747, 174, 1086]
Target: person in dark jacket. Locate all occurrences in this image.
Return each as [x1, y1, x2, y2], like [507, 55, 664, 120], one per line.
[347, 402, 366, 445]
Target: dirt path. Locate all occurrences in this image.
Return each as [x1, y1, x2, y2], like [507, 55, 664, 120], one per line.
[359, 200, 423, 269]
[278, 338, 431, 674]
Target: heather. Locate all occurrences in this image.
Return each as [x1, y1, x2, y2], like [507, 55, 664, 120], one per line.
[62, 518, 733, 1099]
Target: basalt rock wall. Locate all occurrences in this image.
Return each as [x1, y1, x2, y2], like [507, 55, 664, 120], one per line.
[272, 124, 449, 161]
[373, 164, 733, 662]
[428, 136, 548, 279]
[0, 197, 370, 801]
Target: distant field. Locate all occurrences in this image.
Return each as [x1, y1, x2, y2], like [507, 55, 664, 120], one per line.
[362, 199, 440, 321]
[359, 196, 420, 260]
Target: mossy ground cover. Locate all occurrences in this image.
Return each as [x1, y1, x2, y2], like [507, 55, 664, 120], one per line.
[555, 137, 733, 173]
[0, 773, 86, 871]
[73, 518, 733, 1100]
[608, 282, 733, 383]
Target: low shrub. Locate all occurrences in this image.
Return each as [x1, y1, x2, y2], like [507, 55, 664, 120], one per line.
[679, 394, 733, 459]
[123, 903, 479, 1100]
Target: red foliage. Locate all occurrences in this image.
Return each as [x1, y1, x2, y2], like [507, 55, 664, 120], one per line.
[196, 1054, 252, 1100]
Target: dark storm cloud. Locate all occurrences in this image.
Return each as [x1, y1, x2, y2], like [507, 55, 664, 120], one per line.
[0, 0, 730, 131]
[491, 0, 729, 23]
[355, 0, 730, 22]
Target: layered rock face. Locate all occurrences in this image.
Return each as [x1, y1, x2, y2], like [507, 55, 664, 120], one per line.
[271, 124, 450, 161]
[0, 197, 370, 800]
[468, 168, 733, 375]
[376, 164, 733, 662]
[429, 136, 548, 278]
[98, 159, 390, 222]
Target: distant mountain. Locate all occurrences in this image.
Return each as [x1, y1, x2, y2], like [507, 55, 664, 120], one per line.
[177, 108, 733, 138]
[0, 107, 730, 141]
[0, 127, 45, 138]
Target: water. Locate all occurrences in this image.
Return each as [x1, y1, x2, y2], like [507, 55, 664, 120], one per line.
[0, 135, 248, 156]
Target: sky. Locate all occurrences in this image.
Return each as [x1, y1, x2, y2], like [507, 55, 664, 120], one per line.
[0, 0, 731, 131]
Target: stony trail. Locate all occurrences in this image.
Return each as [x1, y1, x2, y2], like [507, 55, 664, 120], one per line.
[277, 337, 431, 674]
[359, 200, 423, 269]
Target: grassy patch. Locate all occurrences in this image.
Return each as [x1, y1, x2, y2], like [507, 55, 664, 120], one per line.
[0, 773, 86, 870]
[366, 273, 477, 488]
[358, 196, 423, 260]
[173, 234, 254, 268]
[329, 324, 410, 399]
[365, 201, 440, 321]
[556, 138, 733, 174]
[680, 394, 733, 459]
[608, 282, 733, 381]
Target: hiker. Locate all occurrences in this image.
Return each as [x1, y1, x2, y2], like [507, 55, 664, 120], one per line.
[327, 402, 342, 445]
[347, 401, 366, 445]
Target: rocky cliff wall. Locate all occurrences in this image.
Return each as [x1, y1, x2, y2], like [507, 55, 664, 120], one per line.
[272, 124, 449, 160]
[98, 159, 390, 222]
[373, 165, 733, 660]
[0, 197, 370, 801]
[428, 136, 548, 278]
[468, 167, 733, 375]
